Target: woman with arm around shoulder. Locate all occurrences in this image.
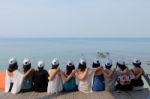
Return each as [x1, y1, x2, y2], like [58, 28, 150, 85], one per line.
[102, 59, 117, 91]
[131, 58, 144, 90]
[115, 60, 134, 91]
[5, 58, 32, 94]
[59, 60, 77, 92]
[33, 61, 49, 92]
[47, 58, 63, 94]
[21, 59, 34, 92]
[75, 59, 94, 93]
[92, 58, 105, 91]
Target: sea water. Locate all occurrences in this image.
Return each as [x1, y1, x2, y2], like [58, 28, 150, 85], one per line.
[0, 38, 150, 73]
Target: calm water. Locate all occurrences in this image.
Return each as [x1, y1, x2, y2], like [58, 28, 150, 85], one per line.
[0, 38, 150, 73]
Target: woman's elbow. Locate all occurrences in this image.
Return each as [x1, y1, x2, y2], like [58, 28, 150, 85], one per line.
[48, 77, 52, 80]
[62, 77, 68, 81]
[78, 77, 84, 81]
[64, 78, 69, 82]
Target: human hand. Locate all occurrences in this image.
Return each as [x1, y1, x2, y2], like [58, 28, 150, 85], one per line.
[112, 68, 116, 72]
[72, 70, 76, 75]
[57, 68, 60, 72]
[48, 76, 50, 80]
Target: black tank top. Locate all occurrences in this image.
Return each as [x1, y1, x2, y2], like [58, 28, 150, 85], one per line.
[33, 70, 48, 92]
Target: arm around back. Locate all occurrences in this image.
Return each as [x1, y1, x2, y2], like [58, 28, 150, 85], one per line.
[75, 68, 88, 81]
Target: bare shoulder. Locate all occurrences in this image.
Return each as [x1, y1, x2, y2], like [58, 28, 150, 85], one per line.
[48, 69, 53, 74]
[7, 70, 12, 76]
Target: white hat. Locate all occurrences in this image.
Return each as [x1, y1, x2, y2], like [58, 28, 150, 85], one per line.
[93, 58, 100, 64]
[133, 58, 141, 65]
[67, 60, 74, 66]
[79, 59, 86, 65]
[23, 59, 31, 65]
[9, 58, 17, 65]
[117, 60, 125, 66]
[52, 58, 59, 66]
[105, 59, 112, 67]
[38, 61, 44, 68]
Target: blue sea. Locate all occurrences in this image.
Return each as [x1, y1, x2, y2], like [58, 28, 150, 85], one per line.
[0, 38, 150, 73]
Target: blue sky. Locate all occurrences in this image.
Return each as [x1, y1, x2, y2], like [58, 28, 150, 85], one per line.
[0, 0, 150, 38]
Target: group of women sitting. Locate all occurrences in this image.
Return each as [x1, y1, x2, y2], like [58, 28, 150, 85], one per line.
[5, 57, 144, 94]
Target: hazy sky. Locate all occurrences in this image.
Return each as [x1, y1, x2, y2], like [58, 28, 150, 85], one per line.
[0, 0, 150, 38]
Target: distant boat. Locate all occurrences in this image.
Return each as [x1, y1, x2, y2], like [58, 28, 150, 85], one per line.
[97, 52, 110, 58]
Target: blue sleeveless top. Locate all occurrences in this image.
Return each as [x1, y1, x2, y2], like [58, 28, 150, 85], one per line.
[63, 77, 76, 91]
[92, 75, 105, 91]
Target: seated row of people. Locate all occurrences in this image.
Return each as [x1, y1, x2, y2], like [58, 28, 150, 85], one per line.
[5, 59, 49, 93]
[5, 58, 144, 94]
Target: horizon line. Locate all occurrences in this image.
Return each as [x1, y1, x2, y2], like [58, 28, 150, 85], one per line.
[0, 37, 150, 39]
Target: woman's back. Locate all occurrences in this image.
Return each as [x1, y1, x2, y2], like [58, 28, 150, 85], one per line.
[116, 68, 134, 91]
[94, 68, 103, 75]
[132, 58, 144, 77]
[117, 69, 134, 85]
[5, 69, 24, 94]
[92, 68, 105, 91]
[33, 70, 48, 92]
[63, 76, 77, 91]
[104, 69, 117, 91]
[62, 61, 77, 91]
[132, 67, 143, 76]
[21, 74, 33, 92]
[78, 69, 94, 93]
[131, 59, 144, 89]
[92, 75, 104, 91]
[47, 69, 63, 94]
[131, 67, 144, 87]
[21, 59, 33, 92]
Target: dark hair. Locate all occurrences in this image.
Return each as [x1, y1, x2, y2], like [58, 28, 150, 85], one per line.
[105, 65, 112, 69]
[23, 64, 31, 73]
[38, 67, 44, 71]
[8, 63, 18, 72]
[92, 63, 100, 68]
[117, 63, 127, 71]
[78, 63, 86, 72]
[51, 65, 59, 69]
[66, 65, 75, 75]
[133, 63, 141, 68]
